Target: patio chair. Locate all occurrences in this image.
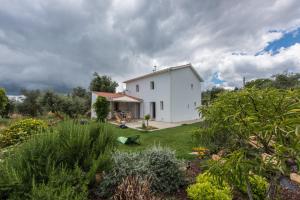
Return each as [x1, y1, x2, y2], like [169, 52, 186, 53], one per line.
[114, 112, 122, 124]
[126, 112, 133, 122]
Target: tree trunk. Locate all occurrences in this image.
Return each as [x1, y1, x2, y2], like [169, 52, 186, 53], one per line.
[267, 173, 279, 200]
[246, 178, 254, 200]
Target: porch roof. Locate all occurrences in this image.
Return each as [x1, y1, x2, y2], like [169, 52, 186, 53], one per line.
[93, 92, 142, 103]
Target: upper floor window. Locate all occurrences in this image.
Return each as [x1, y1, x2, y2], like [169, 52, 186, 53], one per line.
[136, 84, 139, 92]
[150, 81, 155, 90]
[191, 83, 194, 89]
[160, 101, 164, 110]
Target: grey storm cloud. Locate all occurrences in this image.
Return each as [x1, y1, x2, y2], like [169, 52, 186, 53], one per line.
[0, 0, 300, 93]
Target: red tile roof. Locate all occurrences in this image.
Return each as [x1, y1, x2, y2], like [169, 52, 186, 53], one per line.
[93, 92, 142, 102]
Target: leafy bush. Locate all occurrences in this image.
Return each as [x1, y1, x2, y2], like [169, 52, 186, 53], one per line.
[242, 175, 268, 200]
[99, 146, 185, 197]
[30, 165, 88, 200]
[187, 173, 232, 200]
[93, 96, 110, 122]
[0, 118, 47, 148]
[0, 121, 115, 199]
[195, 88, 300, 199]
[0, 88, 8, 114]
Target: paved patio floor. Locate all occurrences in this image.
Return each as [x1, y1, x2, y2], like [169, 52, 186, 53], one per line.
[110, 119, 200, 130]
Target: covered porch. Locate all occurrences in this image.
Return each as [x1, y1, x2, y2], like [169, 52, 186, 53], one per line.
[92, 92, 142, 122]
[109, 100, 141, 122]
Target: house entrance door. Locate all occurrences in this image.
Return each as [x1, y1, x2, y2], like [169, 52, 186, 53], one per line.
[150, 102, 156, 119]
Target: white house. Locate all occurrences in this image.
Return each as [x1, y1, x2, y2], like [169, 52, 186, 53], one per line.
[91, 63, 203, 123]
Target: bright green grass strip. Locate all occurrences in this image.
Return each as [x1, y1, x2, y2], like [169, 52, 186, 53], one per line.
[108, 122, 202, 160]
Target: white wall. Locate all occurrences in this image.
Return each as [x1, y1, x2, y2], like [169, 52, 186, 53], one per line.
[170, 68, 202, 122]
[91, 92, 97, 118]
[125, 72, 171, 122]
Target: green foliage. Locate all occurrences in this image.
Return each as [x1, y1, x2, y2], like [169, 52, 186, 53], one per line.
[245, 78, 273, 89]
[195, 88, 300, 199]
[195, 88, 300, 154]
[40, 90, 62, 113]
[0, 118, 47, 148]
[0, 88, 8, 115]
[245, 175, 268, 200]
[17, 89, 43, 117]
[245, 72, 300, 89]
[201, 87, 225, 106]
[30, 166, 88, 200]
[89, 73, 119, 92]
[144, 114, 150, 126]
[71, 86, 89, 98]
[94, 96, 110, 122]
[99, 146, 185, 197]
[0, 121, 115, 199]
[187, 173, 232, 200]
[1, 99, 15, 118]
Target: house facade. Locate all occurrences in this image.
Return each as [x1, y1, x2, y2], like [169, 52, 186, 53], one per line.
[91, 64, 203, 123]
[125, 64, 203, 122]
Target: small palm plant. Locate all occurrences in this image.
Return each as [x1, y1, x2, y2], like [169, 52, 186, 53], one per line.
[144, 114, 150, 127]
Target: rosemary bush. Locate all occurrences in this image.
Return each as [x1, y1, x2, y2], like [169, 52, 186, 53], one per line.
[0, 121, 115, 199]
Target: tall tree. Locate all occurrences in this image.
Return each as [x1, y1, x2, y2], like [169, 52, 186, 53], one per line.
[0, 88, 8, 116]
[71, 87, 89, 98]
[89, 73, 118, 92]
[18, 89, 42, 117]
[40, 90, 62, 113]
[272, 72, 300, 89]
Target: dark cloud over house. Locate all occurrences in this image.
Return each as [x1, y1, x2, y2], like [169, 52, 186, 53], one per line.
[0, 0, 299, 94]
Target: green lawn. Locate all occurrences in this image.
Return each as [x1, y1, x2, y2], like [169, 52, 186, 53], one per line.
[108, 122, 201, 160]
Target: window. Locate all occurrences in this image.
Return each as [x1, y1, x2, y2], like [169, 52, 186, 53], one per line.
[136, 84, 139, 92]
[150, 81, 155, 90]
[191, 83, 194, 89]
[160, 101, 164, 110]
[194, 102, 197, 106]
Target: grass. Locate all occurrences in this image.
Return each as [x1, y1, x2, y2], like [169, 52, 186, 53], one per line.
[108, 122, 202, 160]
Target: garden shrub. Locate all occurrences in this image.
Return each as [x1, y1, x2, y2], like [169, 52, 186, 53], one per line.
[241, 175, 268, 200]
[30, 166, 88, 200]
[0, 121, 115, 199]
[195, 88, 300, 199]
[187, 173, 232, 200]
[99, 146, 185, 197]
[0, 118, 47, 148]
[93, 96, 109, 122]
[112, 176, 160, 200]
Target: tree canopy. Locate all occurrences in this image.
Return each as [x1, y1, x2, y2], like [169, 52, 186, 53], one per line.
[245, 72, 300, 89]
[89, 73, 118, 92]
[0, 88, 8, 116]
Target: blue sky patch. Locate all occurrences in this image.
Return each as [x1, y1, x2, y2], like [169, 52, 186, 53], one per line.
[257, 27, 300, 55]
[211, 72, 225, 84]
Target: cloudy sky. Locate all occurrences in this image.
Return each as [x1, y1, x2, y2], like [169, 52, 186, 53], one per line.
[0, 0, 300, 94]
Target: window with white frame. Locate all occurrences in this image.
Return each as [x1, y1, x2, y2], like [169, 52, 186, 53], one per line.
[160, 101, 164, 110]
[191, 83, 194, 89]
[150, 81, 155, 90]
[136, 84, 139, 92]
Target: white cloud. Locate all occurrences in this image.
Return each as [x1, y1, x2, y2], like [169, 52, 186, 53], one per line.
[0, 0, 299, 93]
